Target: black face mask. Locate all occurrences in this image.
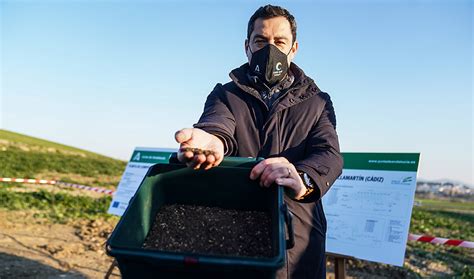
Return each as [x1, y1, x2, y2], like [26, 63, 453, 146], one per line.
[249, 44, 290, 87]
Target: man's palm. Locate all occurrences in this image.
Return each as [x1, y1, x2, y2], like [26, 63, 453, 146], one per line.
[174, 128, 224, 170]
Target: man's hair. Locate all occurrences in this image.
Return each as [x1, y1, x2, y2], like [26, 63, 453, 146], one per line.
[247, 5, 297, 43]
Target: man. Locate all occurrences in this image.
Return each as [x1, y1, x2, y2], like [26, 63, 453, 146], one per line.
[174, 5, 343, 278]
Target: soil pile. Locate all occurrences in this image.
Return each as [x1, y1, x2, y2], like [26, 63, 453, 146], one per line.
[143, 204, 272, 258]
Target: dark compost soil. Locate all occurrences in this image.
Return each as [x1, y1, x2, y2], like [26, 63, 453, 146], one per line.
[143, 204, 273, 258]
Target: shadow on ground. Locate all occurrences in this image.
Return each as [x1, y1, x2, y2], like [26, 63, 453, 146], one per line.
[0, 252, 86, 278]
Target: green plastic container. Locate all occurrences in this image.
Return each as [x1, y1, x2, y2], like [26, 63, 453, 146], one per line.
[106, 156, 294, 278]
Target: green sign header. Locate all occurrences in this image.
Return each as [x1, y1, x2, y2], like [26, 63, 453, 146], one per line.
[341, 153, 420, 171]
[129, 150, 173, 164]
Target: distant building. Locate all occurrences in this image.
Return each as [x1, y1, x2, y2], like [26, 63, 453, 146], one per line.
[416, 180, 473, 199]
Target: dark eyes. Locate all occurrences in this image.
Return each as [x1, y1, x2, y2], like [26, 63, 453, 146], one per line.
[254, 40, 285, 45]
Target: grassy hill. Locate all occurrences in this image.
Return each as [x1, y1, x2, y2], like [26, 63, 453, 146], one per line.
[0, 129, 126, 187]
[0, 129, 127, 222]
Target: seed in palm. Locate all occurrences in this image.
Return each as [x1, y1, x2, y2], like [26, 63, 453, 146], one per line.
[180, 147, 215, 156]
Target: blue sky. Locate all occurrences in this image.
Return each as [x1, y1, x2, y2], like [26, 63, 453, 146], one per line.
[1, 0, 472, 184]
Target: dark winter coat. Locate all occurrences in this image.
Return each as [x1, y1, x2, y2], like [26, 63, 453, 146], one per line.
[194, 63, 343, 278]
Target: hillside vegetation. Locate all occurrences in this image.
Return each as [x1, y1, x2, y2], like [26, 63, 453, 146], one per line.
[0, 129, 126, 187]
[0, 129, 126, 222]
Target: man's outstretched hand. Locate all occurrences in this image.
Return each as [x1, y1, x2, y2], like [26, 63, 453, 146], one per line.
[174, 128, 224, 170]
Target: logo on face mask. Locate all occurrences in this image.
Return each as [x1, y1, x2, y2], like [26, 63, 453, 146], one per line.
[255, 65, 260, 73]
[273, 62, 283, 76]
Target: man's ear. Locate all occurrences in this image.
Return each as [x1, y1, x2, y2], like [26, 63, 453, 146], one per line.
[291, 41, 299, 55]
[245, 39, 252, 62]
[288, 41, 299, 62]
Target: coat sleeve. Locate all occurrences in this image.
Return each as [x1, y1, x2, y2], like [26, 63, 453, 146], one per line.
[294, 92, 343, 201]
[193, 83, 238, 156]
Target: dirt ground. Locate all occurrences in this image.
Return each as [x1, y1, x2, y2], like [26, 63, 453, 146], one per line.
[0, 209, 120, 278]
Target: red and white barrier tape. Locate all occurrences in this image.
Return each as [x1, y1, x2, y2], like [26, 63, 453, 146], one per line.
[2, 177, 474, 248]
[408, 233, 474, 248]
[0, 177, 57, 185]
[55, 181, 114, 195]
[1, 177, 115, 196]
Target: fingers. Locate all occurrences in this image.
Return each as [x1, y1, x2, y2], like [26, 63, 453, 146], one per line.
[177, 149, 194, 163]
[250, 157, 289, 180]
[275, 177, 294, 187]
[174, 128, 194, 143]
[175, 129, 224, 171]
[211, 146, 224, 166]
[182, 153, 217, 171]
[275, 177, 299, 199]
[188, 154, 206, 170]
[260, 162, 289, 187]
[175, 128, 194, 164]
[277, 176, 307, 200]
[202, 154, 216, 170]
[249, 157, 295, 189]
[177, 146, 219, 170]
[193, 138, 223, 169]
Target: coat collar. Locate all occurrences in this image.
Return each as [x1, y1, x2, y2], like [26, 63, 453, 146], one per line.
[229, 63, 322, 111]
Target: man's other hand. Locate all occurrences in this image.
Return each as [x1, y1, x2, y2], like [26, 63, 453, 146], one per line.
[174, 128, 224, 170]
[249, 157, 306, 199]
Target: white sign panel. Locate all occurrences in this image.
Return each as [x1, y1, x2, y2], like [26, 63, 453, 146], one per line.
[322, 153, 420, 266]
[108, 147, 175, 216]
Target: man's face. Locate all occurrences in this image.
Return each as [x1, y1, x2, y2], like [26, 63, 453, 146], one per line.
[245, 16, 298, 65]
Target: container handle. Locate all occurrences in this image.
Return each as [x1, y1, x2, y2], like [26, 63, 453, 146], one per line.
[283, 204, 295, 249]
[105, 243, 113, 256]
